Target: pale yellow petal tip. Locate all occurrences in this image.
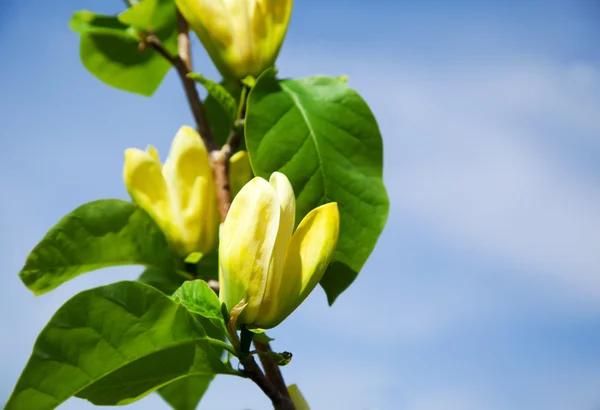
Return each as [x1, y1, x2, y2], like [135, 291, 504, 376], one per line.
[316, 202, 340, 223]
[322, 202, 340, 241]
[146, 145, 160, 163]
[269, 171, 289, 186]
[235, 176, 271, 198]
[229, 151, 253, 198]
[123, 148, 155, 173]
[174, 125, 206, 149]
[230, 150, 248, 163]
[124, 147, 143, 161]
[268, 172, 295, 201]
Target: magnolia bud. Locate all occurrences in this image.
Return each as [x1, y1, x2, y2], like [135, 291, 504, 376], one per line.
[123, 126, 219, 257]
[176, 0, 293, 80]
[219, 172, 339, 329]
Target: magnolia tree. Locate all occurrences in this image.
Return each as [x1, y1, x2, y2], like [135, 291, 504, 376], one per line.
[5, 1, 389, 409]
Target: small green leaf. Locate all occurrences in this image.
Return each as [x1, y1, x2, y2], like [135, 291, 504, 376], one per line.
[204, 82, 244, 146]
[188, 73, 237, 121]
[260, 351, 293, 366]
[184, 252, 203, 264]
[80, 30, 171, 96]
[5, 281, 232, 410]
[172, 280, 225, 328]
[245, 71, 389, 304]
[70, 9, 176, 96]
[158, 376, 212, 410]
[118, 0, 176, 31]
[20, 199, 176, 295]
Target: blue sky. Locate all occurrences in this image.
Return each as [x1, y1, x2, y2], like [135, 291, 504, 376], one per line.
[1, 0, 599, 409]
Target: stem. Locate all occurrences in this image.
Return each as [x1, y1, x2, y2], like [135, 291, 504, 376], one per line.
[144, 27, 217, 152]
[242, 356, 295, 410]
[212, 84, 247, 220]
[254, 341, 293, 402]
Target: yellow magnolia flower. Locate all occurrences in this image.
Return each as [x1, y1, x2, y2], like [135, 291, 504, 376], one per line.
[219, 172, 340, 329]
[123, 126, 219, 257]
[176, 0, 293, 80]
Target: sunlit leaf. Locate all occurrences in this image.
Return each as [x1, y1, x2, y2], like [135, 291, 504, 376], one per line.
[19, 199, 177, 295]
[245, 71, 389, 304]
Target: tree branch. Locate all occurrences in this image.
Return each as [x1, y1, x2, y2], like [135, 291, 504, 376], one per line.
[254, 341, 294, 403]
[144, 26, 217, 152]
[242, 356, 295, 410]
[211, 86, 246, 220]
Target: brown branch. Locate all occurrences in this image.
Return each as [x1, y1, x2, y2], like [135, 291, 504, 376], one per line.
[254, 341, 294, 404]
[176, 11, 192, 72]
[144, 28, 217, 152]
[212, 90, 246, 221]
[242, 356, 295, 410]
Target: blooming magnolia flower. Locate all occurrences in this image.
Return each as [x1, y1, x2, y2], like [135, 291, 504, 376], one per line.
[219, 172, 340, 329]
[176, 0, 293, 80]
[123, 126, 219, 257]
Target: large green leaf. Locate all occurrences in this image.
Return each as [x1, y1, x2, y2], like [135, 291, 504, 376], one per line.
[5, 281, 233, 410]
[20, 199, 176, 295]
[245, 72, 389, 304]
[71, 10, 175, 96]
[158, 375, 213, 410]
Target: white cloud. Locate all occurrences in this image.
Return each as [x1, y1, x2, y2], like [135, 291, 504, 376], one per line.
[280, 50, 600, 303]
[377, 60, 600, 299]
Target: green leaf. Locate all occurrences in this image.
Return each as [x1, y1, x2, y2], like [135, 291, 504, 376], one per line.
[80, 29, 170, 96]
[5, 281, 233, 410]
[260, 351, 293, 366]
[245, 72, 389, 304]
[204, 82, 244, 146]
[19, 199, 176, 295]
[138, 267, 189, 295]
[158, 376, 212, 410]
[119, 0, 176, 31]
[188, 73, 238, 121]
[71, 10, 175, 96]
[172, 280, 226, 330]
[69, 10, 129, 34]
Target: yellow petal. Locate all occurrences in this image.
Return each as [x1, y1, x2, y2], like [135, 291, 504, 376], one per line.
[229, 151, 253, 198]
[162, 126, 218, 255]
[257, 172, 296, 321]
[255, 202, 339, 329]
[219, 177, 280, 324]
[123, 148, 171, 228]
[177, 0, 293, 79]
[146, 145, 160, 163]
